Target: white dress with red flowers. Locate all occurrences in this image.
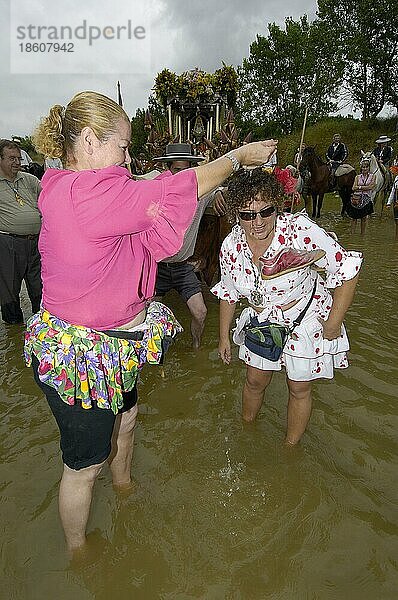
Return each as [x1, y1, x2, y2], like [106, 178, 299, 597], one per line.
[211, 212, 363, 380]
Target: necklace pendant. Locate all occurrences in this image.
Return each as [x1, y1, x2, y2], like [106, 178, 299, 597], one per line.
[250, 290, 264, 306]
[15, 193, 24, 206]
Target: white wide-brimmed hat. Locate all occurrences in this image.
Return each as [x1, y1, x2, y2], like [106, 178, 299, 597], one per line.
[153, 143, 205, 162]
[375, 135, 392, 144]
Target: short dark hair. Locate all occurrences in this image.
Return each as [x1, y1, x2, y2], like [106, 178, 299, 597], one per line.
[226, 167, 285, 222]
[0, 139, 20, 158]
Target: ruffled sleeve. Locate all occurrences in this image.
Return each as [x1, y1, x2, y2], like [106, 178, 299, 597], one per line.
[70, 166, 198, 261]
[211, 235, 241, 304]
[291, 214, 363, 288]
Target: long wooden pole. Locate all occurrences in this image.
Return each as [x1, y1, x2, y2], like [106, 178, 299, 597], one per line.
[297, 106, 308, 170]
[117, 80, 123, 107]
[168, 104, 172, 136]
[116, 81, 132, 174]
[291, 106, 308, 212]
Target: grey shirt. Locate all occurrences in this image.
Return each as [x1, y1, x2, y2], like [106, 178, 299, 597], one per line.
[0, 172, 41, 235]
[162, 191, 215, 263]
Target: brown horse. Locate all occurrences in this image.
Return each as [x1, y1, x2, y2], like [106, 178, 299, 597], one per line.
[300, 146, 356, 218]
[188, 210, 230, 286]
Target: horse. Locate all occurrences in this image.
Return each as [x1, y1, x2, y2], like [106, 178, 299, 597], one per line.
[360, 151, 391, 212]
[300, 146, 356, 218]
[188, 209, 231, 286]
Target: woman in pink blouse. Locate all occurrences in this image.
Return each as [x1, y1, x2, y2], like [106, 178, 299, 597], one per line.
[28, 91, 277, 553]
[212, 168, 362, 446]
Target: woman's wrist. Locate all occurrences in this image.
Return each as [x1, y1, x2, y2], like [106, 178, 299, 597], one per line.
[224, 152, 241, 172]
[231, 147, 245, 165]
[219, 331, 230, 342]
[325, 313, 343, 328]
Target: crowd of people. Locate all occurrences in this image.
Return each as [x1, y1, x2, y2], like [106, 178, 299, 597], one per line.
[0, 92, 396, 555]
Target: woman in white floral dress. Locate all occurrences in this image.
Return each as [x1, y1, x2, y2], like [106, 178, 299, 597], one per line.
[212, 168, 362, 445]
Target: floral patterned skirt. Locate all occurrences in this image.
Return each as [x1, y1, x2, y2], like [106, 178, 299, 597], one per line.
[24, 302, 182, 414]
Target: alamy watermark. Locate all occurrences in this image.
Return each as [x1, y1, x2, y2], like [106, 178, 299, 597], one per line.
[10, 0, 151, 74]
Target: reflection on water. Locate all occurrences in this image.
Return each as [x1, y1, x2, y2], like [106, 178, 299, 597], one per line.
[1, 204, 397, 599]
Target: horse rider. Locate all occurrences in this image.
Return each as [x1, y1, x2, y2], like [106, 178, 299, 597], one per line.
[326, 133, 348, 188]
[326, 133, 348, 170]
[373, 135, 394, 188]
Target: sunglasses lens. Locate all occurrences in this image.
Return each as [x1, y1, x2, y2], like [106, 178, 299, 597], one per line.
[239, 212, 255, 221]
[239, 206, 275, 221]
[259, 206, 276, 218]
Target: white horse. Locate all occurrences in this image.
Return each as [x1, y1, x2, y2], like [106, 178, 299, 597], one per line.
[360, 151, 390, 209]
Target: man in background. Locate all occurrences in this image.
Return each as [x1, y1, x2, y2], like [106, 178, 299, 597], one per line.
[373, 135, 394, 168]
[326, 133, 348, 170]
[373, 135, 394, 189]
[153, 143, 223, 348]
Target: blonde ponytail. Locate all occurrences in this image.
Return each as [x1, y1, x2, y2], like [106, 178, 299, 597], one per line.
[33, 104, 65, 160]
[33, 91, 129, 165]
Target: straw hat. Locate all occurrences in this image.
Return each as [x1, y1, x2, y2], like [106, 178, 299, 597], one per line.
[375, 135, 391, 144]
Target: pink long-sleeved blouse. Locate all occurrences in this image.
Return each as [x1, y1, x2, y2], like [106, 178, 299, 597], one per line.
[38, 166, 197, 330]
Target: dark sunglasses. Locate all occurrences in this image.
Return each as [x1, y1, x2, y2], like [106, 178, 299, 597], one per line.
[238, 206, 276, 221]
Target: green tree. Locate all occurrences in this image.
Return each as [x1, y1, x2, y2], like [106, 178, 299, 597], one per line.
[385, 52, 398, 124]
[317, 0, 398, 119]
[147, 94, 168, 134]
[130, 95, 168, 157]
[130, 108, 147, 156]
[11, 135, 35, 155]
[238, 16, 343, 135]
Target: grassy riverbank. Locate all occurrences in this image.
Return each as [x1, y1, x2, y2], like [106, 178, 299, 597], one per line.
[277, 115, 397, 168]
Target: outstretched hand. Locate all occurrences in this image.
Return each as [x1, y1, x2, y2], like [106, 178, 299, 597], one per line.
[213, 189, 228, 216]
[237, 140, 278, 168]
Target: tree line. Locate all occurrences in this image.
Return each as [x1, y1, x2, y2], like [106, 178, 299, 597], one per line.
[129, 0, 397, 155]
[239, 0, 397, 135]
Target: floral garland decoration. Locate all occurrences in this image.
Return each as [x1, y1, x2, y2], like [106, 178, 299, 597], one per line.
[273, 166, 301, 209]
[153, 65, 239, 108]
[273, 166, 298, 195]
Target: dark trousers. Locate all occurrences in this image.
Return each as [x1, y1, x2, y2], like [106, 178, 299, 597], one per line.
[0, 233, 42, 323]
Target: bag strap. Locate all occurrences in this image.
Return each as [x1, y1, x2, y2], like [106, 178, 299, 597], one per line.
[291, 278, 317, 329]
[246, 277, 317, 334]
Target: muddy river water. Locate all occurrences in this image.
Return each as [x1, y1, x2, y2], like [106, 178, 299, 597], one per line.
[1, 202, 397, 599]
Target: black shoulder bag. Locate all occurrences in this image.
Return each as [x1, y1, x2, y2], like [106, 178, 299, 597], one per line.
[244, 279, 317, 362]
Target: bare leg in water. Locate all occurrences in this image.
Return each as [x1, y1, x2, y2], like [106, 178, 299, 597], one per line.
[285, 378, 312, 445]
[187, 291, 207, 349]
[242, 365, 273, 422]
[60, 404, 138, 551]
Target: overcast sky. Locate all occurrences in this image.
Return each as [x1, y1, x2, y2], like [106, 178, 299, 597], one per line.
[0, 0, 319, 139]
